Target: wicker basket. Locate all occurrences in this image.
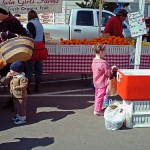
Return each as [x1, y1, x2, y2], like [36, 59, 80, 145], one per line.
[0, 36, 34, 63]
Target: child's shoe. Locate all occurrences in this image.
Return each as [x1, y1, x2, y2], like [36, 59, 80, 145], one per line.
[94, 111, 104, 116]
[14, 119, 26, 125]
[14, 116, 26, 125]
[12, 114, 20, 121]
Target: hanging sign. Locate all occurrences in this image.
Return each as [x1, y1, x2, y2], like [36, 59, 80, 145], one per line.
[128, 12, 147, 37]
[2, 0, 63, 14]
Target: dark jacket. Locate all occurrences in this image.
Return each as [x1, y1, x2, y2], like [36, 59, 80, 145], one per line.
[0, 14, 27, 77]
[0, 14, 27, 36]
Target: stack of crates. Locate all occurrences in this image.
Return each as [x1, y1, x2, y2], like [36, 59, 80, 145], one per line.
[117, 69, 150, 128]
[123, 101, 150, 128]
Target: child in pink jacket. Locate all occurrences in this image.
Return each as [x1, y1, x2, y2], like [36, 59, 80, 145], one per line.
[91, 44, 116, 116]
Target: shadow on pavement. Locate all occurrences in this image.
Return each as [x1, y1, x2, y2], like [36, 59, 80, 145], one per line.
[28, 110, 75, 123]
[0, 96, 93, 131]
[0, 137, 54, 150]
[27, 97, 93, 123]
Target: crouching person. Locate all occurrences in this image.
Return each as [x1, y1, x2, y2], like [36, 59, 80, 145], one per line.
[4, 61, 28, 125]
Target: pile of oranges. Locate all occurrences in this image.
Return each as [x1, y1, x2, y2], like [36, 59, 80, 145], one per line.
[60, 36, 130, 45]
[0, 58, 7, 70]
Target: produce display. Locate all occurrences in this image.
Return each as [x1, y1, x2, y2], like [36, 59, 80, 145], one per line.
[60, 36, 150, 46]
[60, 36, 130, 45]
[0, 58, 7, 70]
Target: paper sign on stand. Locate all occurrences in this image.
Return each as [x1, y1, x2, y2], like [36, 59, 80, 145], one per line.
[128, 12, 147, 37]
[105, 0, 148, 69]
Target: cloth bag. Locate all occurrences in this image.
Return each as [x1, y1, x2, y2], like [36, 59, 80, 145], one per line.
[104, 103, 126, 131]
[31, 41, 48, 60]
[108, 78, 117, 96]
[0, 36, 34, 63]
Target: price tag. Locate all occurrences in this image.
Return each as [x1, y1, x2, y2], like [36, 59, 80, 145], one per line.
[128, 12, 147, 37]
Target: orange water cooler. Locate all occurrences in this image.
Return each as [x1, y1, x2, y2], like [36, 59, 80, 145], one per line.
[116, 69, 150, 128]
[117, 69, 150, 100]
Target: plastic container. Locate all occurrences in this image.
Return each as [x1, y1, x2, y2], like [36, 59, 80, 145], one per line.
[106, 45, 130, 54]
[117, 69, 150, 100]
[141, 46, 150, 55]
[123, 100, 150, 128]
[82, 45, 94, 54]
[104, 95, 109, 108]
[45, 45, 57, 54]
[57, 45, 82, 54]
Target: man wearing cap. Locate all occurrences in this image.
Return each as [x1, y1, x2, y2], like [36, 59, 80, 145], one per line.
[0, 3, 27, 108]
[142, 18, 150, 42]
[103, 9, 128, 38]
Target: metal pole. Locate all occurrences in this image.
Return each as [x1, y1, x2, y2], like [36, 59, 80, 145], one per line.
[98, 0, 103, 37]
[134, 0, 145, 69]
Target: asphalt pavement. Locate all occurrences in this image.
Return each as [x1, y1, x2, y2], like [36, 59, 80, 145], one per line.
[0, 74, 150, 150]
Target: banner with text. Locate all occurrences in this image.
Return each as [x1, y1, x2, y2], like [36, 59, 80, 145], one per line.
[2, 0, 63, 14]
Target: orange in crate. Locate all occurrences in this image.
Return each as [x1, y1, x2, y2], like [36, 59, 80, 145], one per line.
[117, 69, 150, 100]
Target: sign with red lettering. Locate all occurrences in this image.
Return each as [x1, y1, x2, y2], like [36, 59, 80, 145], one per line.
[2, 0, 63, 13]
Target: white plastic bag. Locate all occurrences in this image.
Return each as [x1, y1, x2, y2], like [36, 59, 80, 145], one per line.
[104, 103, 126, 131]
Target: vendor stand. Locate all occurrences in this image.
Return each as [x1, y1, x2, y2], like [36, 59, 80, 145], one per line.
[2, 0, 150, 128]
[103, 0, 150, 128]
[43, 44, 150, 74]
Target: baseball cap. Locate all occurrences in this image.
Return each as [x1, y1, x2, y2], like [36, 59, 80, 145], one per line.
[117, 9, 128, 17]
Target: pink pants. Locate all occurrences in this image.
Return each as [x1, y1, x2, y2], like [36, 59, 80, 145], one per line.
[94, 87, 107, 112]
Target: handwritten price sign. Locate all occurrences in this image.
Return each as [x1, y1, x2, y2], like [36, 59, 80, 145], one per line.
[128, 12, 147, 37]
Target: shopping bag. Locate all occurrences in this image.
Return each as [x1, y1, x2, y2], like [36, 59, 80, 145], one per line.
[108, 78, 117, 96]
[32, 41, 48, 60]
[104, 103, 126, 131]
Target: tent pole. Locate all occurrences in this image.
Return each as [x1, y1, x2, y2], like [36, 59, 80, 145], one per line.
[134, 0, 145, 69]
[98, 0, 103, 37]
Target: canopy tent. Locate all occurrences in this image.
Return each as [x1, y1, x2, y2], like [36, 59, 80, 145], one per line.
[99, 0, 150, 69]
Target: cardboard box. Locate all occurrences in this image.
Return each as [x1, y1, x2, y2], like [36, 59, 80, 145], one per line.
[117, 69, 150, 100]
[44, 32, 50, 41]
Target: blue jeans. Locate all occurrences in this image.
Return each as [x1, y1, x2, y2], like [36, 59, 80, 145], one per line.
[24, 60, 43, 81]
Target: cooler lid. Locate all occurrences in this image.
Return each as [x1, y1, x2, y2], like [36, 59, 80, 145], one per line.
[118, 69, 150, 76]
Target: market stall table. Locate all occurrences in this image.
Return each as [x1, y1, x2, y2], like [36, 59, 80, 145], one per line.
[43, 54, 132, 74]
[43, 45, 150, 74]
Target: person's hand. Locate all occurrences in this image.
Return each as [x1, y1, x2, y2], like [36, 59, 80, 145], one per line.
[6, 72, 13, 78]
[111, 66, 117, 71]
[111, 66, 118, 78]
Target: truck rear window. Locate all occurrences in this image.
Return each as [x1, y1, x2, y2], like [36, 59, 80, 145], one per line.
[97, 11, 113, 26]
[76, 11, 94, 26]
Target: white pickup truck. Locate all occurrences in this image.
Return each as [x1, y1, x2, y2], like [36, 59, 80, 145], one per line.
[24, 8, 131, 40]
